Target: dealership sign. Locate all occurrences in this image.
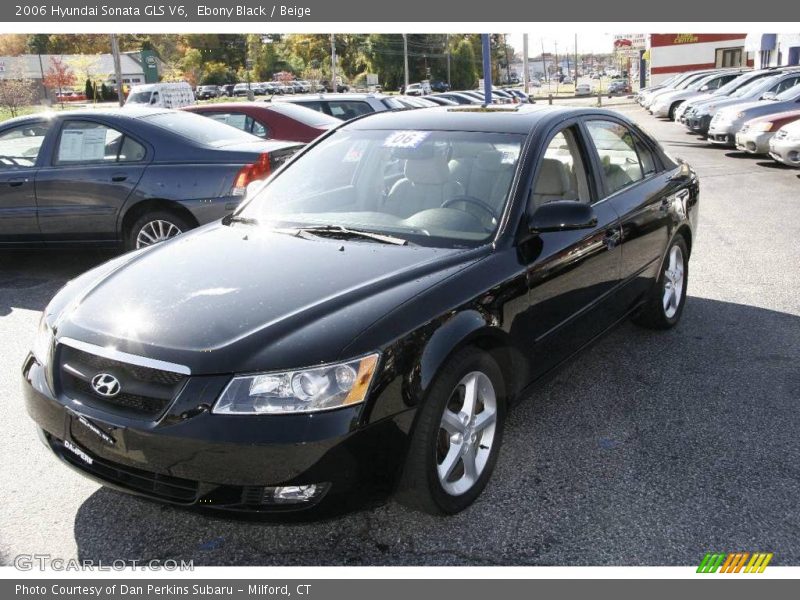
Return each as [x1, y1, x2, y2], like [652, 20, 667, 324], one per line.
[613, 34, 647, 50]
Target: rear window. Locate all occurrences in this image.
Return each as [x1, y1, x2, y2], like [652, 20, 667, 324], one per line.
[141, 111, 261, 147]
[268, 103, 340, 127]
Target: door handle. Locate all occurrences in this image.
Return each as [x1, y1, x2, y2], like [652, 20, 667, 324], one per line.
[6, 177, 28, 187]
[111, 174, 128, 182]
[604, 229, 622, 249]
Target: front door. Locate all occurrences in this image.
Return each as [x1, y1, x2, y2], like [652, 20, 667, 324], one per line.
[518, 124, 623, 379]
[34, 118, 148, 243]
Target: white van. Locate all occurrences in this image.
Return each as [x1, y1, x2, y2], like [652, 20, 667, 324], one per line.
[124, 82, 195, 109]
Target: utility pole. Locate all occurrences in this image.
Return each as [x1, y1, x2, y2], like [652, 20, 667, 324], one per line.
[446, 34, 451, 88]
[541, 38, 547, 83]
[110, 33, 123, 107]
[329, 34, 337, 92]
[481, 34, 492, 105]
[574, 33, 579, 83]
[403, 33, 409, 91]
[522, 33, 529, 94]
[503, 34, 511, 85]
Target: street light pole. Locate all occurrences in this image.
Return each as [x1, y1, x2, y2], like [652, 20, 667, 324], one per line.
[481, 33, 492, 105]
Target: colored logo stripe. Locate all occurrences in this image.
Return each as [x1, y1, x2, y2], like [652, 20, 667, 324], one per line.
[698, 552, 773, 573]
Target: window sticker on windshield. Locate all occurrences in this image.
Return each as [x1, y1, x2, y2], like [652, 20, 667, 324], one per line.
[343, 140, 368, 162]
[383, 130, 430, 149]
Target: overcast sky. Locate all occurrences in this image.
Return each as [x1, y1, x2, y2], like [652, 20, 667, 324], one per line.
[507, 32, 616, 56]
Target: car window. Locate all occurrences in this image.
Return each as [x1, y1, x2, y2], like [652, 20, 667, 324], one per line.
[774, 76, 800, 94]
[293, 100, 323, 113]
[208, 112, 249, 131]
[56, 121, 132, 165]
[326, 101, 373, 120]
[0, 122, 50, 168]
[530, 128, 591, 213]
[268, 102, 341, 127]
[118, 136, 146, 162]
[585, 120, 645, 195]
[141, 111, 260, 147]
[250, 119, 268, 138]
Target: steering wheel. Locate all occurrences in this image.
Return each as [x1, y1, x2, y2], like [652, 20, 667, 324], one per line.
[440, 195, 499, 221]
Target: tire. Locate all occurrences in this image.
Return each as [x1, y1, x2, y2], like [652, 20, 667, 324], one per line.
[633, 235, 689, 330]
[397, 347, 506, 515]
[668, 103, 680, 121]
[126, 210, 191, 251]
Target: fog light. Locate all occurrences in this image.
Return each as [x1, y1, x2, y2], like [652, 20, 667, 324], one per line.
[243, 482, 331, 506]
[272, 484, 328, 504]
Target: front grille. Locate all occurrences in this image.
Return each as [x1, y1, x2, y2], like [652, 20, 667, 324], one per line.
[51, 435, 199, 503]
[58, 345, 187, 418]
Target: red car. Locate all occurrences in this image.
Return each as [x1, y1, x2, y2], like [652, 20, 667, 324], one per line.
[182, 101, 340, 143]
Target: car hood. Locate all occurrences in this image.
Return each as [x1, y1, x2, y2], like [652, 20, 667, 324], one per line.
[52, 223, 483, 374]
[725, 100, 799, 120]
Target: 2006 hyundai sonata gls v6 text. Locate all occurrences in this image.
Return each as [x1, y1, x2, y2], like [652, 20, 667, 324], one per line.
[23, 105, 699, 515]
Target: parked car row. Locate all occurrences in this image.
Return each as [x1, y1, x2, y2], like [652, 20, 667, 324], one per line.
[638, 66, 800, 168]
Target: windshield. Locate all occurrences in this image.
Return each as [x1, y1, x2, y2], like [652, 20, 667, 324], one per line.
[126, 91, 152, 104]
[774, 83, 800, 101]
[238, 129, 525, 247]
[731, 76, 776, 98]
[141, 111, 262, 147]
[676, 74, 708, 90]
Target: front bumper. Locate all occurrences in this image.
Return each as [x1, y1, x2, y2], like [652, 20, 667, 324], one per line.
[735, 130, 774, 154]
[686, 114, 712, 135]
[707, 123, 739, 146]
[768, 137, 800, 167]
[23, 355, 413, 512]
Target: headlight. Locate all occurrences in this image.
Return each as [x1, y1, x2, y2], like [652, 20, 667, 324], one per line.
[750, 122, 774, 132]
[32, 316, 54, 367]
[213, 353, 380, 415]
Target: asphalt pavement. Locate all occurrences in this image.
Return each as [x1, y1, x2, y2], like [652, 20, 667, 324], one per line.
[0, 106, 798, 566]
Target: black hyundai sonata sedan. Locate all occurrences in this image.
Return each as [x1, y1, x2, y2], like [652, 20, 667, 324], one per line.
[23, 105, 699, 515]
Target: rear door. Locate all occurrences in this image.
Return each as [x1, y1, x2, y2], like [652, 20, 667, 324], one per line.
[34, 118, 149, 242]
[582, 117, 674, 311]
[0, 120, 50, 243]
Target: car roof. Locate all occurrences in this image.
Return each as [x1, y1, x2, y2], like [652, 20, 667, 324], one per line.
[4, 107, 173, 126]
[342, 104, 622, 134]
[282, 93, 388, 101]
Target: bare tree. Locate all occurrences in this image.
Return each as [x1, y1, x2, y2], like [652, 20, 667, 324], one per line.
[0, 69, 38, 118]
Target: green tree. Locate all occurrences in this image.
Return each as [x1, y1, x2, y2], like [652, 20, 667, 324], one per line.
[200, 61, 234, 85]
[450, 39, 478, 90]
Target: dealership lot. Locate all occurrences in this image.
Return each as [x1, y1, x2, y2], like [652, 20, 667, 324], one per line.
[1, 105, 798, 566]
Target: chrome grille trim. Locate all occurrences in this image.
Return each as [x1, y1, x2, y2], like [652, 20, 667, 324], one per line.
[57, 337, 191, 375]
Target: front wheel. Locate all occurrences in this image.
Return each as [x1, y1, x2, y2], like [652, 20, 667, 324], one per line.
[397, 347, 506, 514]
[633, 236, 689, 329]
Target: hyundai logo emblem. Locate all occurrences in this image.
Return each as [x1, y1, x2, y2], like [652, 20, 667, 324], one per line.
[90, 373, 121, 398]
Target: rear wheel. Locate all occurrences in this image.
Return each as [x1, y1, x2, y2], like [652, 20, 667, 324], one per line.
[127, 210, 191, 251]
[633, 236, 689, 329]
[397, 347, 506, 514]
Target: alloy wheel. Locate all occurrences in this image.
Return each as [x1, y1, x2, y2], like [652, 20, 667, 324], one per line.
[436, 371, 498, 496]
[135, 220, 183, 249]
[662, 245, 685, 319]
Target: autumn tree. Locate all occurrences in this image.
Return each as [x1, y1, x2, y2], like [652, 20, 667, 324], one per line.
[0, 34, 28, 56]
[43, 56, 76, 107]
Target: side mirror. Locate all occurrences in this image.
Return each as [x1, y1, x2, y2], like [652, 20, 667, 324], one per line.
[760, 91, 777, 100]
[529, 201, 598, 233]
[700, 85, 710, 92]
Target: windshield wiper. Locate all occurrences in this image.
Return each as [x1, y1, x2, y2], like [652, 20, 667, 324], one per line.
[224, 215, 259, 226]
[294, 225, 410, 246]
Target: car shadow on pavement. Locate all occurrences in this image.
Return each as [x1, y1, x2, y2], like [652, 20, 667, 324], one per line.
[69, 296, 800, 566]
[0, 250, 115, 316]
